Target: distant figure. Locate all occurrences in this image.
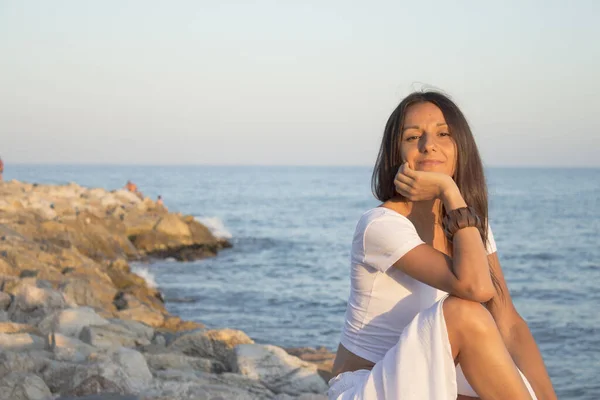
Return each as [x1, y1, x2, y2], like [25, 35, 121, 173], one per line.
[125, 180, 138, 193]
[0, 156, 4, 181]
[124, 180, 143, 200]
[156, 195, 167, 211]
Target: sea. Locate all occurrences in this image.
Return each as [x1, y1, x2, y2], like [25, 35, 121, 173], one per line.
[5, 165, 600, 399]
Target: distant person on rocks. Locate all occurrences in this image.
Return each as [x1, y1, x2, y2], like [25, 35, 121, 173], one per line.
[124, 180, 143, 200]
[0, 156, 4, 181]
[125, 180, 138, 193]
[156, 195, 167, 211]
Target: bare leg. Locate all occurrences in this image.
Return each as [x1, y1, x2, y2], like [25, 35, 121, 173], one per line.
[443, 296, 532, 400]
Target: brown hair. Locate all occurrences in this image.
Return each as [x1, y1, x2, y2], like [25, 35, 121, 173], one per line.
[371, 90, 502, 298]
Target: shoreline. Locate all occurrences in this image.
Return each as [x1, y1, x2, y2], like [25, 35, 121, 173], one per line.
[0, 180, 332, 399]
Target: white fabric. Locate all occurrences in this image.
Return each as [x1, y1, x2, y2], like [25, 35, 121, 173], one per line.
[340, 208, 496, 364]
[331, 297, 457, 399]
[329, 297, 537, 399]
[335, 207, 529, 399]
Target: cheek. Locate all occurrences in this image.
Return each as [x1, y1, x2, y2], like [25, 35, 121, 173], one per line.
[400, 144, 417, 163]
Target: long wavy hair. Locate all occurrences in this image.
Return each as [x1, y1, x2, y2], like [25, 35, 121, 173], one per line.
[371, 90, 502, 298]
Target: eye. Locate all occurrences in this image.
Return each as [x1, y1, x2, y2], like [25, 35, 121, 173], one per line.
[438, 132, 451, 137]
[405, 135, 420, 142]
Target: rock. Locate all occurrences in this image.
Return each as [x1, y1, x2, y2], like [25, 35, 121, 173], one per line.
[0, 372, 52, 400]
[144, 378, 261, 400]
[0, 292, 11, 310]
[108, 318, 154, 341]
[57, 394, 139, 400]
[153, 215, 192, 238]
[285, 346, 335, 382]
[42, 353, 150, 395]
[62, 376, 129, 397]
[168, 328, 254, 370]
[160, 315, 204, 332]
[7, 283, 67, 325]
[0, 350, 51, 378]
[233, 344, 328, 396]
[50, 333, 97, 362]
[0, 333, 46, 351]
[0, 322, 41, 335]
[38, 307, 109, 338]
[79, 323, 149, 349]
[274, 394, 328, 400]
[59, 277, 118, 313]
[111, 347, 153, 392]
[143, 353, 225, 374]
[0, 310, 6, 322]
[116, 306, 165, 328]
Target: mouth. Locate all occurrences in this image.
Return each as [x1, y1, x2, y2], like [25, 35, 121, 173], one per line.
[417, 160, 443, 167]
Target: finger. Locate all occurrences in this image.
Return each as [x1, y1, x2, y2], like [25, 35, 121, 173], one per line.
[402, 162, 419, 179]
[396, 163, 415, 182]
[394, 173, 413, 186]
[394, 181, 414, 199]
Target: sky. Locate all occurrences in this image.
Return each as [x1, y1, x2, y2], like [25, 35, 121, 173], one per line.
[0, 1, 599, 167]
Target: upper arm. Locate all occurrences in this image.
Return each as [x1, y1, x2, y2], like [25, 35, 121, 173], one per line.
[361, 213, 494, 302]
[393, 243, 472, 297]
[361, 214, 482, 301]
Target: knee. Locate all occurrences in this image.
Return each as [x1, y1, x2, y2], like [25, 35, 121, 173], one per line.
[443, 295, 496, 336]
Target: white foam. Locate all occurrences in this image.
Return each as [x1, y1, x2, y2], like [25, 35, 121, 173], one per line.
[131, 266, 157, 288]
[196, 216, 233, 239]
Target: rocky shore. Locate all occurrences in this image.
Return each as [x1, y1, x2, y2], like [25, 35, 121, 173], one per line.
[0, 181, 333, 400]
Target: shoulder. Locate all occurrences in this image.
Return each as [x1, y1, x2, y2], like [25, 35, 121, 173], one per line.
[353, 207, 421, 245]
[352, 207, 425, 271]
[354, 207, 414, 234]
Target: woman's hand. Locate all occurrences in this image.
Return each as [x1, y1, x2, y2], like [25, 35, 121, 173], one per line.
[394, 162, 455, 201]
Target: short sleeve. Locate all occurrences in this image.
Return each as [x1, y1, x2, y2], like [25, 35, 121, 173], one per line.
[362, 215, 425, 273]
[486, 223, 497, 254]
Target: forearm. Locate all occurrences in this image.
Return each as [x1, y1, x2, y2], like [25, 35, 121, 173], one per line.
[441, 185, 494, 300]
[503, 319, 557, 400]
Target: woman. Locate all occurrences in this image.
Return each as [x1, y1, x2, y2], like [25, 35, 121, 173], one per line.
[329, 91, 556, 400]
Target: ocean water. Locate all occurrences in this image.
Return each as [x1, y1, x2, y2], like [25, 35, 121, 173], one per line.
[5, 165, 600, 399]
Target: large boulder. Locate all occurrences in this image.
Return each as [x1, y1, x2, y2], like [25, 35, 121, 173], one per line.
[59, 277, 118, 313]
[0, 350, 52, 378]
[168, 328, 254, 370]
[0, 292, 11, 310]
[0, 333, 46, 351]
[0, 322, 40, 335]
[143, 353, 225, 374]
[7, 283, 67, 325]
[79, 322, 151, 349]
[233, 344, 328, 396]
[0, 372, 52, 400]
[49, 333, 97, 363]
[285, 347, 335, 382]
[38, 307, 109, 338]
[116, 306, 165, 328]
[41, 349, 152, 395]
[153, 215, 192, 239]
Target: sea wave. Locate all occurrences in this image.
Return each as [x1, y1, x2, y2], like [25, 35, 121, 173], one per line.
[131, 265, 158, 288]
[195, 216, 233, 239]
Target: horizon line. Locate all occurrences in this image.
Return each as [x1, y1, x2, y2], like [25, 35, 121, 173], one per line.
[2, 162, 600, 169]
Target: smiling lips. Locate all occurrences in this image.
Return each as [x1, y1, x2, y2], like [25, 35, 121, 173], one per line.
[417, 160, 443, 166]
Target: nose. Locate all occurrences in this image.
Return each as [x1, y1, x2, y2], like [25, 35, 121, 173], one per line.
[418, 133, 436, 153]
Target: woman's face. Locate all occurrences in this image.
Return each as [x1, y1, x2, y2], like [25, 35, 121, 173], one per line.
[400, 102, 457, 177]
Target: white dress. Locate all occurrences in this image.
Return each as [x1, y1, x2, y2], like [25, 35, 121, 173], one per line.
[329, 208, 536, 399]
